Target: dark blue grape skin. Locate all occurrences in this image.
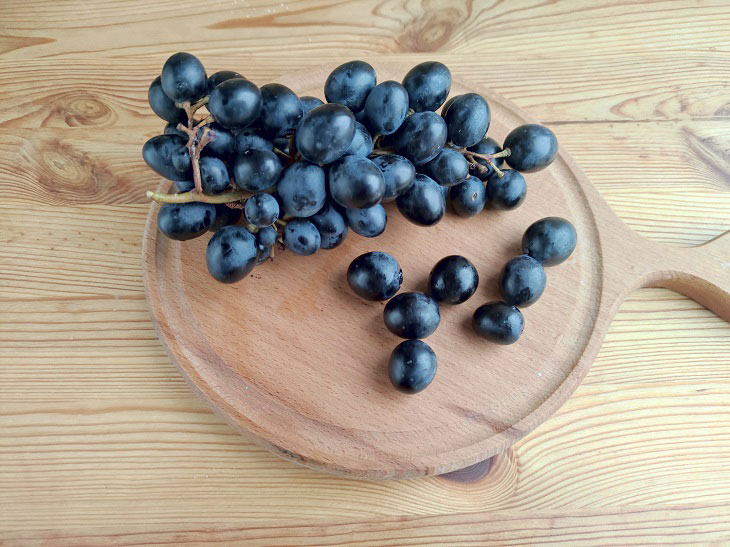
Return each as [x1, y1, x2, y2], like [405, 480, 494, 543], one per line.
[202, 123, 236, 159]
[440, 95, 457, 116]
[329, 155, 385, 209]
[208, 204, 242, 232]
[486, 169, 527, 210]
[472, 302, 524, 345]
[449, 176, 486, 217]
[208, 78, 262, 130]
[393, 111, 448, 165]
[383, 291, 440, 339]
[362, 81, 409, 136]
[389, 340, 437, 394]
[206, 225, 258, 283]
[499, 255, 546, 307]
[503, 124, 558, 173]
[371, 154, 416, 202]
[311, 201, 348, 249]
[157, 202, 216, 241]
[160, 52, 207, 103]
[257, 225, 278, 247]
[468, 137, 504, 180]
[347, 251, 402, 301]
[402, 61, 451, 112]
[174, 180, 195, 192]
[277, 161, 327, 217]
[428, 255, 479, 304]
[256, 241, 272, 264]
[282, 219, 321, 256]
[296, 103, 356, 165]
[439, 182, 449, 204]
[300, 95, 324, 115]
[142, 134, 192, 182]
[258, 83, 303, 138]
[324, 60, 376, 112]
[395, 173, 445, 226]
[164, 122, 188, 139]
[244, 193, 280, 227]
[422, 148, 469, 187]
[443, 93, 490, 147]
[207, 70, 244, 93]
[232, 149, 282, 192]
[234, 130, 274, 153]
[345, 122, 373, 157]
[345, 204, 387, 237]
[522, 217, 577, 266]
[149, 76, 185, 123]
[199, 156, 230, 195]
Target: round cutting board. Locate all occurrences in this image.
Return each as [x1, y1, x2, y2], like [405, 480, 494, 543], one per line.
[143, 64, 730, 480]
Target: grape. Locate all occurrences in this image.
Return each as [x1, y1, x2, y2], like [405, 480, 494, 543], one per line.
[324, 60, 376, 112]
[206, 225, 258, 283]
[503, 124, 558, 172]
[472, 302, 524, 344]
[421, 148, 468, 187]
[439, 183, 449, 204]
[157, 202, 216, 240]
[199, 156, 230, 195]
[344, 122, 373, 157]
[174, 180, 194, 192]
[522, 217, 577, 266]
[428, 255, 479, 304]
[371, 154, 415, 202]
[395, 173, 445, 226]
[256, 241, 272, 264]
[234, 129, 274, 153]
[300, 95, 324, 114]
[389, 340, 437, 394]
[328, 155, 385, 209]
[207, 70, 244, 93]
[442, 93, 489, 147]
[440, 95, 457, 116]
[362, 80, 409, 135]
[393, 111, 447, 165]
[142, 134, 191, 181]
[258, 83, 303, 138]
[160, 52, 207, 103]
[449, 176, 486, 217]
[296, 103, 355, 164]
[257, 225, 278, 247]
[310, 201, 348, 249]
[164, 122, 188, 138]
[209, 204, 242, 232]
[232, 149, 282, 192]
[402, 61, 451, 112]
[208, 78, 262, 130]
[467, 137, 503, 180]
[277, 161, 327, 217]
[499, 255, 546, 307]
[282, 219, 321, 256]
[244, 193, 280, 227]
[347, 251, 402, 301]
[202, 123, 236, 159]
[383, 291, 440, 339]
[345, 204, 387, 237]
[149, 76, 185, 123]
[486, 169, 526, 210]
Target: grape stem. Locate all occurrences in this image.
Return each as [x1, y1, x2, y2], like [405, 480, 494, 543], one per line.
[460, 148, 510, 178]
[370, 147, 396, 156]
[146, 189, 250, 204]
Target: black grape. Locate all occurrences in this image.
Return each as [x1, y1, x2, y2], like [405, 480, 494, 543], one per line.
[324, 60, 376, 112]
[422, 148, 468, 187]
[347, 251, 402, 301]
[311, 200, 348, 249]
[472, 302, 524, 345]
[329, 155, 385, 209]
[206, 225, 258, 283]
[256, 225, 278, 247]
[277, 161, 327, 217]
[395, 173, 445, 226]
[256, 241, 272, 264]
[389, 340, 437, 394]
[282, 219, 321, 256]
[499, 255, 546, 307]
[209, 204, 242, 232]
[522, 217, 577, 266]
[345, 204, 387, 238]
[467, 137, 503, 180]
[232, 149, 282, 192]
[142, 134, 191, 181]
[207, 70, 244, 93]
[174, 180, 194, 192]
[244, 192, 280, 227]
[208, 78, 262, 130]
[258, 83, 303, 138]
[383, 291, 440, 339]
[345, 122, 373, 157]
[296, 103, 355, 164]
[157, 202, 216, 240]
[199, 156, 230, 195]
[428, 255, 479, 305]
[164, 122, 188, 139]
[393, 111, 447, 165]
[149, 76, 185, 123]
[402, 61, 451, 112]
[449, 176, 486, 217]
[503, 124, 558, 172]
[371, 154, 415, 202]
[486, 169, 527, 210]
[202, 123, 236, 159]
[300, 95, 324, 114]
[234, 129, 274, 153]
[440, 95, 457, 116]
[362, 80, 409, 135]
[443, 93, 490, 147]
[160, 52, 207, 103]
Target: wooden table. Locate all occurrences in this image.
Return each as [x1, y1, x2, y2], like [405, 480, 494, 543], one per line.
[2, 1, 729, 544]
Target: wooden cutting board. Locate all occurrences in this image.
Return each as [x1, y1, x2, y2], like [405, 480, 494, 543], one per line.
[143, 64, 730, 480]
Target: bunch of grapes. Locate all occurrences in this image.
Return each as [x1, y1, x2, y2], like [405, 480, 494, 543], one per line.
[144, 53, 559, 283]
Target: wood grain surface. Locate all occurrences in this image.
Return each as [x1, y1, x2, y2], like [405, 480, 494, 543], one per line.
[1, 0, 729, 543]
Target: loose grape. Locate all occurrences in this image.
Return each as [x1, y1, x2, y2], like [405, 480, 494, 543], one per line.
[206, 225, 258, 283]
[347, 251, 402, 301]
[522, 217, 577, 266]
[499, 255, 546, 307]
[472, 302, 524, 344]
[389, 340, 437, 394]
